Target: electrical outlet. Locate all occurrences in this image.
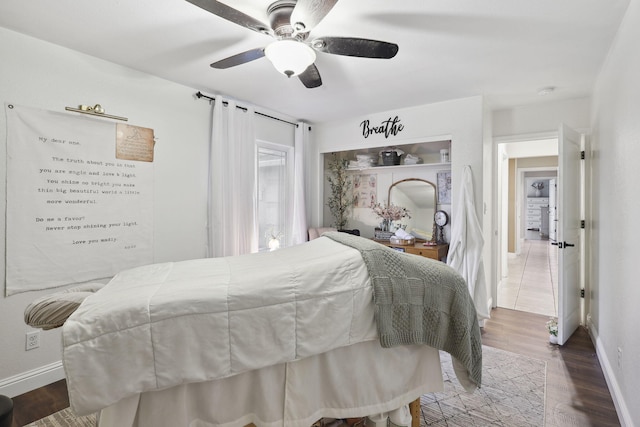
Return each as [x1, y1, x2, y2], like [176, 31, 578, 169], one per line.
[617, 347, 623, 370]
[26, 331, 40, 351]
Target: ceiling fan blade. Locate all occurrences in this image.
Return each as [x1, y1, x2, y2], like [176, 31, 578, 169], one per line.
[290, 0, 339, 33]
[313, 37, 398, 59]
[210, 48, 265, 69]
[185, 0, 271, 35]
[298, 64, 322, 88]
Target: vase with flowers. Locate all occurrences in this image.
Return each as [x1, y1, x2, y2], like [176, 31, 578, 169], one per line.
[531, 181, 545, 197]
[371, 202, 411, 232]
[265, 228, 283, 251]
[546, 317, 558, 344]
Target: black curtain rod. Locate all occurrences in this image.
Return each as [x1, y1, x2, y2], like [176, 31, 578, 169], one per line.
[195, 92, 298, 128]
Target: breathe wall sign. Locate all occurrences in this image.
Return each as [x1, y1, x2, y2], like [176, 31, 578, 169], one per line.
[359, 115, 404, 139]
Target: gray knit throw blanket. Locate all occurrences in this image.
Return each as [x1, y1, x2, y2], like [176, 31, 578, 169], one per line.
[324, 232, 482, 389]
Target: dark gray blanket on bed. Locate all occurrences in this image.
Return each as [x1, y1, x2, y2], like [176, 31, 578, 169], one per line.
[324, 232, 482, 389]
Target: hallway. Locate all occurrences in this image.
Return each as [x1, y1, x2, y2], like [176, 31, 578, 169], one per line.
[498, 239, 558, 317]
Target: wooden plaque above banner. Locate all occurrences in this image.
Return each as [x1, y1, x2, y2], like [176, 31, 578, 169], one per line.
[116, 123, 155, 162]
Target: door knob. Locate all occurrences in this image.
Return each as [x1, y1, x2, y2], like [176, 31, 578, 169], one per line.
[552, 241, 574, 249]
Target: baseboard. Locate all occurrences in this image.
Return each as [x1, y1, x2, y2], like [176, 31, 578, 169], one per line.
[589, 325, 633, 427]
[0, 361, 65, 398]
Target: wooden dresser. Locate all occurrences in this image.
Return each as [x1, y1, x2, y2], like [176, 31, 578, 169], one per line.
[373, 240, 449, 262]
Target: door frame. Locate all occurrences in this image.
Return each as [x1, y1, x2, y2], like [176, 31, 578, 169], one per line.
[582, 135, 592, 330]
[491, 132, 590, 329]
[493, 134, 557, 299]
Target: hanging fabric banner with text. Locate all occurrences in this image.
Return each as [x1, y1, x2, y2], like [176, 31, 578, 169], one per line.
[5, 104, 154, 296]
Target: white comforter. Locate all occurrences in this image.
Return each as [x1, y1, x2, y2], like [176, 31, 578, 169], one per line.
[62, 237, 377, 416]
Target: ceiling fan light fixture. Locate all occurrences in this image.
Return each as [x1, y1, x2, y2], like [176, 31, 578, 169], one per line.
[265, 39, 316, 78]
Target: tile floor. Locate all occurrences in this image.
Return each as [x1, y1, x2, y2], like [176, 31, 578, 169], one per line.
[498, 239, 558, 317]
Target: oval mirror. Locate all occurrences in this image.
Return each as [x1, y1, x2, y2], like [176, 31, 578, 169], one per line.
[388, 178, 437, 240]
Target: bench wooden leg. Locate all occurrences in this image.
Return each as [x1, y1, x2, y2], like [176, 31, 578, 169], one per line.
[246, 400, 422, 427]
[409, 397, 421, 427]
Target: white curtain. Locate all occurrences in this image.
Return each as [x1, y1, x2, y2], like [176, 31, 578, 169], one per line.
[207, 97, 257, 257]
[290, 122, 310, 245]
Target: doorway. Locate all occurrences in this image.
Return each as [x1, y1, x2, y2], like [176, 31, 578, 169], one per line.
[496, 139, 559, 317]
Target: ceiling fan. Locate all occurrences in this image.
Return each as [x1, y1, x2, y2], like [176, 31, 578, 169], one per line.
[185, 0, 399, 88]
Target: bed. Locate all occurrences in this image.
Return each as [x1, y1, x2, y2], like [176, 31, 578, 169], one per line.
[55, 232, 481, 427]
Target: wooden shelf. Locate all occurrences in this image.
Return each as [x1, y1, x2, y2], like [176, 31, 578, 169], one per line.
[345, 162, 451, 172]
[326, 140, 452, 169]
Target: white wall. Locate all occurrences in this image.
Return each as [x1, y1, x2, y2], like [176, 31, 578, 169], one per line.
[482, 101, 495, 312]
[493, 97, 591, 138]
[312, 97, 488, 304]
[490, 98, 591, 301]
[312, 97, 485, 233]
[0, 27, 210, 395]
[311, 96, 495, 320]
[490, 6, 640, 420]
[589, 0, 640, 423]
[504, 139, 558, 157]
[0, 27, 295, 396]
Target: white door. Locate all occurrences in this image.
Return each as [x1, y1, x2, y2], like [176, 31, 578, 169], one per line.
[557, 124, 582, 345]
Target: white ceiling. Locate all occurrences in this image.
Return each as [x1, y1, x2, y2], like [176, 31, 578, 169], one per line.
[0, 0, 630, 123]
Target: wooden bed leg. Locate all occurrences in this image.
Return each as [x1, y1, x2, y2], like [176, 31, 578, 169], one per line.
[409, 397, 421, 427]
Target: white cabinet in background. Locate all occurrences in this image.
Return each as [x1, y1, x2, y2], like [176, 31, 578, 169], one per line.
[526, 197, 549, 239]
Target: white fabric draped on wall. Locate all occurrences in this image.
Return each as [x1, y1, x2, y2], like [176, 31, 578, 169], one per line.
[290, 122, 310, 245]
[207, 97, 257, 257]
[447, 165, 491, 321]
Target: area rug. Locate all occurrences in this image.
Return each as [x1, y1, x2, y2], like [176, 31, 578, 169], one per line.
[28, 346, 545, 427]
[25, 409, 95, 427]
[421, 346, 546, 426]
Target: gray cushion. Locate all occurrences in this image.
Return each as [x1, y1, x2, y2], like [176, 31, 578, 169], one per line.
[24, 283, 104, 330]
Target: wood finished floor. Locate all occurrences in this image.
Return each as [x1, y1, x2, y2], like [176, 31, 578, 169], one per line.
[10, 308, 620, 426]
